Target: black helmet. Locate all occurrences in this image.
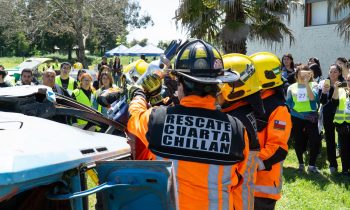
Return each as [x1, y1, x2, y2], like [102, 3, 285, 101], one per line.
[173, 39, 239, 84]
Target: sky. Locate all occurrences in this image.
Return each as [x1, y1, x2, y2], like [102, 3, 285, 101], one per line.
[127, 0, 188, 45]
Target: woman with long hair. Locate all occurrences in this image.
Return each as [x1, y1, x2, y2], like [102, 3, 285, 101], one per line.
[93, 65, 112, 90]
[318, 64, 344, 174]
[94, 72, 118, 116]
[336, 57, 349, 79]
[286, 64, 321, 173]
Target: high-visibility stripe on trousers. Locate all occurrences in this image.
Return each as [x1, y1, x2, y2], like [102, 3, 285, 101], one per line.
[154, 155, 242, 210]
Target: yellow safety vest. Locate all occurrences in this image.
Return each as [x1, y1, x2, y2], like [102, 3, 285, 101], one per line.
[55, 76, 75, 94]
[333, 88, 350, 123]
[290, 82, 318, 112]
[72, 88, 96, 125]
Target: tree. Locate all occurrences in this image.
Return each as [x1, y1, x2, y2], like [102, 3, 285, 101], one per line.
[175, 0, 302, 54]
[329, 0, 350, 41]
[139, 38, 148, 47]
[0, 0, 152, 65]
[116, 35, 128, 46]
[157, 40, 170, 50]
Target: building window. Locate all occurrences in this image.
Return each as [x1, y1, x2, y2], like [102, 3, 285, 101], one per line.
[305, 0, 350, 27]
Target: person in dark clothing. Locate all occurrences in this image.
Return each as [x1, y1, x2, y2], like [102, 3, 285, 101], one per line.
[281, 54, 296, 96]
[318, 64, 344, 173]
[112, 57, 123, 87]
[309, 63, 323, 83]
[330, 75, 350, 176]
[97, 56, 108, 71]
[0, 65, 12, 87]
[308, 57, 321, 69]
[281, 54, 296, 83]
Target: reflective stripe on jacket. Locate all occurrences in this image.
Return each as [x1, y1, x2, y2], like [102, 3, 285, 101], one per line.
[223, 102, 260, 210]
[333, 88, 350, 123]
[255, 90, 291, 201]
[127, 95, 249, 210]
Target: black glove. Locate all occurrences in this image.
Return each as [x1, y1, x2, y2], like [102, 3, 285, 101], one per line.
[97, 90, 121, 107]
[127, 85, 146, 101]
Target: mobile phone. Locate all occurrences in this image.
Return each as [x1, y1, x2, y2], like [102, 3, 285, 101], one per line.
[324, 79, 330, 86]
[339, 81, 348, 88]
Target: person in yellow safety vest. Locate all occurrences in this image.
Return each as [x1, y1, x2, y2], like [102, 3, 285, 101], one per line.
[72, 73, 97, 126]
[331, 74, 350, 176]
[218, 53, 263, 210]
[55, 62, 78, 95]
[285, 64, 321, 174]
[250, 52, 292, 210]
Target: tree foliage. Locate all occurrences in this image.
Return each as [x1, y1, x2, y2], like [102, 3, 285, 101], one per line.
[0, 0, 152, 66]
[328, 0, 350, 42]
[175, 0, 302, 54]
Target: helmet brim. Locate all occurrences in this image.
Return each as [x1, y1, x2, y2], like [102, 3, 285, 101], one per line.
[174, 69, 240, 84]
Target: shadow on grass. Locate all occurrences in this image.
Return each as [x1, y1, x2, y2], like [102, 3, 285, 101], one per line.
[283, 166, 331, 189]
[283, 166, 350, 190]
[289, 137, 329, 169]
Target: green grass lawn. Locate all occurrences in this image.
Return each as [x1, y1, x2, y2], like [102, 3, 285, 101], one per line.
[86, 141, 350, 210]
[276, 141, 350, 210]
[0, 57, 26, 68]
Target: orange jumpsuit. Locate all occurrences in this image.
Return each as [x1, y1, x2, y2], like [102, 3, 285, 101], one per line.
[222, 100, 260, 210]
[127, 95, 249, 210]
[254, 89, 292, 201]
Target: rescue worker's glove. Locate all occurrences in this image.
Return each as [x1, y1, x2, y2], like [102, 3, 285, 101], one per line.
[127, 84, 146, 101]
[97, 89, 122, 107]
[139, 73, 163, 106]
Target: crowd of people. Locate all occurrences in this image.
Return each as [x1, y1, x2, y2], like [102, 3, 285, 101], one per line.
[0, 39, 350, 210]
[282, 54, 350, 176]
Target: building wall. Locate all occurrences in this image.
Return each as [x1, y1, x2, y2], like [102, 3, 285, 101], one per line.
[246, 3, 349, 76]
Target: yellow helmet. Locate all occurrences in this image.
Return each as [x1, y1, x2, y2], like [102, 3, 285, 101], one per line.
[250, 52, 283, 89]
[123, 59, 148, 83]
[221, 53, 260, 101]
[73, 62, 83, 70]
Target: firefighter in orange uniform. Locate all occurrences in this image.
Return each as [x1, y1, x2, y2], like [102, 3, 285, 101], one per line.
[218, 53, 263, 210]
[250, 52, 292, 210]
[127, 39, 249, 210]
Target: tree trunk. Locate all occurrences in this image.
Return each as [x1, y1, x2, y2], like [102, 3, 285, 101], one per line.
[75, 0, 87, 68]
[223, 40, 247, 54]
[221, 1, 247, 54]
[67, 44, 72, 61]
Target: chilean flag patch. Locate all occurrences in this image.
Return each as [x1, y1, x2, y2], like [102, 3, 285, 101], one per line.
[274, 120, 286, 130]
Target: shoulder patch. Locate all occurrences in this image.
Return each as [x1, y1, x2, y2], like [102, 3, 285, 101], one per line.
[273, 120, 286, 130]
